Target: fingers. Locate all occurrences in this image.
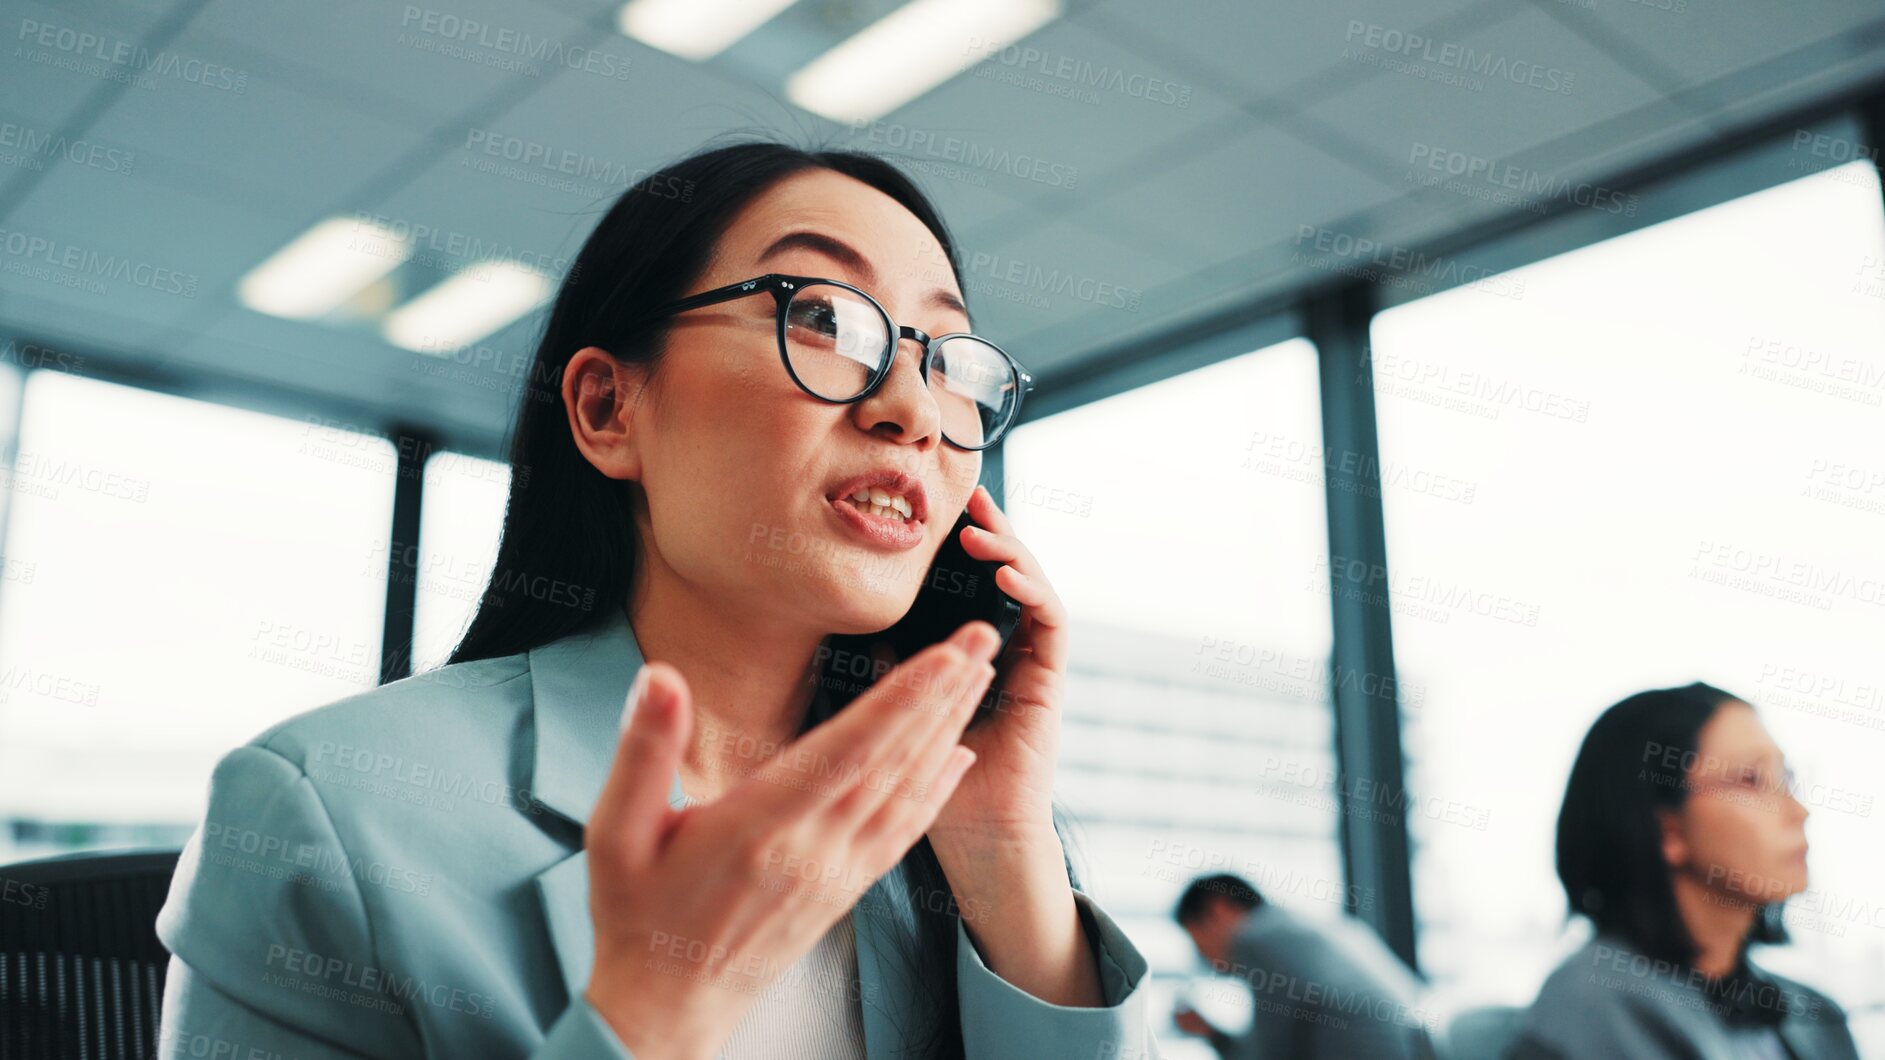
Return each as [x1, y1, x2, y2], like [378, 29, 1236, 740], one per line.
[963, 484, 1029, 561]
[589, 662, 691, 868]
[965, 483, 1009, 528]
[846, 633, 998, 847]
[743, 622, 998, 824]
[875, 648, 994, 808]
[833, 650, 993, 837]
[856, 744, 976, 870]
[848, 622, 997, 778]
[962, 486, 1070, 672]
[803, 621, 995, 776]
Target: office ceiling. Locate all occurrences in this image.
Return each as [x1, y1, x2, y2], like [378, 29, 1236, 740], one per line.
[2, 0, 1882, 452]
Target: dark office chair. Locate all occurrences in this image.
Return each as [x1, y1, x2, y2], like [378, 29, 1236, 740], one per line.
[0, 848, 182, 1060]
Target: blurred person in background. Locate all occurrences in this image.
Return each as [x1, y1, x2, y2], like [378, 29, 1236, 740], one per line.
[1171, 873, 1436, 1059]
[1509, 682, 1859, 1059]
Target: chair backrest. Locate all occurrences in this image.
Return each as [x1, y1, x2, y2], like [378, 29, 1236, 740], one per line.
[0, 848, 182, 1060]
[1442, 1004, 1529, 1060]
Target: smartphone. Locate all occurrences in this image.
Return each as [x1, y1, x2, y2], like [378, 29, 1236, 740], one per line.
[816, 507, 1022, 725]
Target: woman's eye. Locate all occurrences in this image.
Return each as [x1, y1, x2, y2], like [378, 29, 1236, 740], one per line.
[791, 300, 840, 336]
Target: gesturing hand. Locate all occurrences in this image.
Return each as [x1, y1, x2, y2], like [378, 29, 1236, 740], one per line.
[580, 621, 1004, 1060]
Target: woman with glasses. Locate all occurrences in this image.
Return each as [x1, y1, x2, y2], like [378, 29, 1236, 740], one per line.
[154, 141, 1155, 1060]
[1507, 683, 1859, 1059]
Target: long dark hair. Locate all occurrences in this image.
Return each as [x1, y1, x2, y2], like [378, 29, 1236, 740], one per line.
[1555, 681, 1789, 967]
[446, 137, 1086, 1059]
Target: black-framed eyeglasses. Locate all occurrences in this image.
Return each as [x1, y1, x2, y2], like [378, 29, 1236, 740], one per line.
[631, 273, 1034, 451]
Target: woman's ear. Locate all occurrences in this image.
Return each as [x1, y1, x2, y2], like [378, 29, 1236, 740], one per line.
[564, 346, 649, 481]
[1656, 805, 1690, 871]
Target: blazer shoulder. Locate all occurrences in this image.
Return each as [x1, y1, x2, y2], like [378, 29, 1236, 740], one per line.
[1528, 939, 1625, 1010]
[1752, 960, 1855, 1037]
[244, 651, 533, 772]
[1756, 963, 1847, 1013]
[1517, 940, 1650, 1046]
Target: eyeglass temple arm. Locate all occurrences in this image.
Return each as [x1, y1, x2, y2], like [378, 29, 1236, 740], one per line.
[637, 275, 791, 325]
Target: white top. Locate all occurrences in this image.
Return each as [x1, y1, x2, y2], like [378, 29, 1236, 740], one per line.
[678, 791, 869, 1059]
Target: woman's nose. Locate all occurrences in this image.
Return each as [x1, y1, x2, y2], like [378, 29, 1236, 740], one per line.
[1782, 787, 1809, 823]
[851, 338, 942, 446]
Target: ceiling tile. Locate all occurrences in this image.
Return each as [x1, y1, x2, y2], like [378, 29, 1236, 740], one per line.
[1062, 122, 1405, 266]
[0, 287, 175, 364]
[474, 42, 805, 182]
[78, 35, 418, 219]
[158, 306, 427, 408]
[190, 0, 613, 126]
[1499, 95, 1720, 190]
[1003, 249, 1281, 378]
[887, 163, 1034, 248]
[1299, 5, 1670, 171]
[1666, 27, 1885, 135]
[523, 0, 629, 20]
[369, 150, 597, 288]
[1565, 0, 1884, 91]
[945, 213, 1207, 365]
[1, 0, 197, 134]
[1, 159, 277, 331]
[1086, 0, 1489, 101]
[875, 16, 1247, 206]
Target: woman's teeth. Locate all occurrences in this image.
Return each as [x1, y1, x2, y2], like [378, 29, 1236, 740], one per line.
[848, 487, 913, 522]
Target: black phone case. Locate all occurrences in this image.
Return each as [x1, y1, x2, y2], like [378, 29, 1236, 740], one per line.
[816, 508, 1023, 724]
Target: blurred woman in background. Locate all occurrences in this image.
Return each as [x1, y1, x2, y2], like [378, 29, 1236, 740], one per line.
[1509, 682, 1859, 1059]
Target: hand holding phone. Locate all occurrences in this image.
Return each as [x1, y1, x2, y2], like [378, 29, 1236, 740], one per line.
[817, 507, 1022, 724]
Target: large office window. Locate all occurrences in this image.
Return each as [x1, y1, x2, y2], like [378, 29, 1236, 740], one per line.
[1369, 156, 1885, 1041]
[0, 364, 20, 540]
[0, 374, 395, 862]
[410, 451, 510, 672]
[1004, 337, 1339, 1056]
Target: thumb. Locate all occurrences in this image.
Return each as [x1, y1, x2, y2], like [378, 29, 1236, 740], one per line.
[589, 661, 691, 868]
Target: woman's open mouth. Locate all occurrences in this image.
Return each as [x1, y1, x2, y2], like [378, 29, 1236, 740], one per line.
[842, 487, 914, 522]
[828, 489, 925, 550]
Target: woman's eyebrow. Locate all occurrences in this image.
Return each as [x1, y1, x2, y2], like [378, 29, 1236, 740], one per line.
[1725, 749, 1783, 773]
[758, 230, 970, 318]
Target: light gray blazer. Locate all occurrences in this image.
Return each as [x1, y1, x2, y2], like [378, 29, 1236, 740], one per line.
[1507, 934, 1860, 1060]
[1206, 902, 1436, 1060]
[155, 606, 1161, 1058]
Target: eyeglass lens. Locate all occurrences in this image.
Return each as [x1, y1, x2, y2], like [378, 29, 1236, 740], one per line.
[782, 282, 1019, 447]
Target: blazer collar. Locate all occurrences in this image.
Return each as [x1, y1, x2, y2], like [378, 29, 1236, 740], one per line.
[527, 604, 684, 826]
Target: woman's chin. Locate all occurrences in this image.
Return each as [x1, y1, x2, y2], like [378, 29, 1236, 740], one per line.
[830, 603, 917, 636]
[1738, 862, 1810, 905]
[804, 582, 917, 634]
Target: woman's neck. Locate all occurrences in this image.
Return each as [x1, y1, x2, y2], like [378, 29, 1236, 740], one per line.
[1671, 868, 1756, 979]
[624, 574, 825, 804]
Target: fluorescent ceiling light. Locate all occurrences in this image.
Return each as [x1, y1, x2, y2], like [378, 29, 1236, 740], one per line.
[787, 0, 1058, 123]
[238, 216, 411, 320]
[382, 259, 555, 354]
[617, 0, 799, 61]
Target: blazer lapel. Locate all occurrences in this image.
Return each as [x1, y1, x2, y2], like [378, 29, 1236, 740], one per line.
[1777, 1010, 1846, 1060]
[850, 866, 922, 1060]
[526, 605, 654, 829]
[536, 850, 597, 1003]
[525, 607, 687, 1002]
